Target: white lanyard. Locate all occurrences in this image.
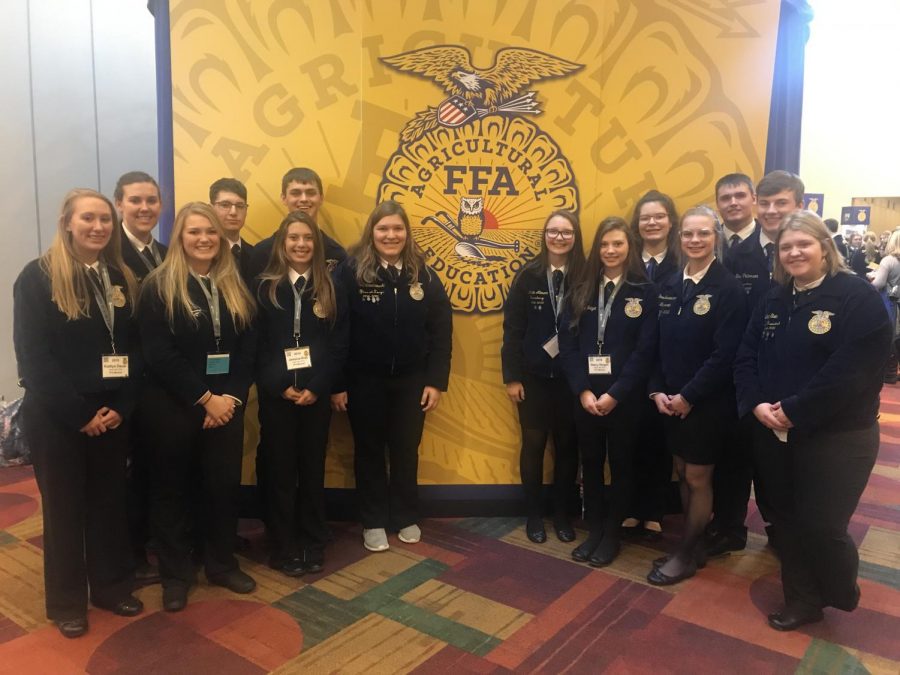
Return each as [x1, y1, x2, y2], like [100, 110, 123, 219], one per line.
[191, 273, 222, 350]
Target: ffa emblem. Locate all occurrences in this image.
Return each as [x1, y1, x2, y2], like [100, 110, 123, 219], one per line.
[808, 310, 834, 334]
[409, 282, 425, 301]
[313, 301, 326, 319]
[110, 285, 126, 308]
[378, 46, 583, 313]
[693, 294, 712, 316]
[624, 298, 643, 318]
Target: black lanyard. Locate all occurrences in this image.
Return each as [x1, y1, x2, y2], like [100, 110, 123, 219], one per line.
[596, 278, 623, 350]
[87, 263, 117, 353]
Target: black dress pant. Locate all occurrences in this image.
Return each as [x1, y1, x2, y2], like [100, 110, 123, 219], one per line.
[575, 403, 639, 535]
[348, 371, 425, 530]
[126, 404, 153, 566]
[517, 375, 578, 519]
[258, 395, 331, 564]
[143, 385, 244, 589]
[628, 399, 672, 522]
[22, 393, 133, 621]
[752, 420, 878, 611]
[710, 414, 754, 543]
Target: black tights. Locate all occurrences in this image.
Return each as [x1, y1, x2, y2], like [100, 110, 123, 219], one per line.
[660, 458, 713, 577]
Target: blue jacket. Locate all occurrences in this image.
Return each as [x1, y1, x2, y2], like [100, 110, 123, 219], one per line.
[651, 259, 747, 404]
[734, 272, 891, 433]
[725, 225, 777, 316]
[559, 277, 658, 402]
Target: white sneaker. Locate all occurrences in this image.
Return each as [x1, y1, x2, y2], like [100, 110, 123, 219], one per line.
[398, 524, 421, 544]
[363, 528, 389, 552]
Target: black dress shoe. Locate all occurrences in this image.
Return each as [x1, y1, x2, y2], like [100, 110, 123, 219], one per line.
[588, 538, 620, 568]
[162, 586, 188, 612]
[526, 518, 547, 544]
[572, 537, 600, 563]
[553, 518, 576, 543]
[273, 558, 306, 578]
[209, 569, 256, 594]
[767, 606, 824, 631]
[303, 557, 324, 574]
[705, 533, 746, 558]
[134, 561, 161, 586]
[647, 562, 697, 586]
[93, 595, 144, 617]
[55, 617, 88, 638]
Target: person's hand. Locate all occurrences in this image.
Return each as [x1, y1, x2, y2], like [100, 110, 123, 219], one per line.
[669, 394, 692, 419]
[98, 407, 122, 430]
[203, 394, 234, 428]
[421, 386, 441, 412]
[652, 393, 675, 416]
[506, 381, 525, 403]
[282, 386, 302, 402]
[80, 410, 108, 436]
[595, 393, 618, 416]
[580, 390, 600, 415]
[331, 391, 348, 412]
[772, 402, 794, 429]
[753, 402, 790, 431]
[293, 389, 318, 406]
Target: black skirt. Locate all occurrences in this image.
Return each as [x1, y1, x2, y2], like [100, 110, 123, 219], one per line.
[662, 393, 736, 465]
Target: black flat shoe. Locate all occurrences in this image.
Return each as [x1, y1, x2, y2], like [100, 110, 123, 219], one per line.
[767, 607, 824, 631]
[56, 617, 88, 638]
[572, 538, 600, 563]
[93, 595, 144, 617]
[163, 586, 188, 612]
[647, 562, 697, 586]
[553, 518, 576, 543]
[653, 552, 707, 570]
[133, 561, 161, 586]
[209, 569, 256, 594]
[588, 538, 620, 568]
[526, 518, 547, 544]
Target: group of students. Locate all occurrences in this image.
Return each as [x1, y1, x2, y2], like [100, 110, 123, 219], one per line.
[13, 167, 450, 638]
[502, 170, 890, 632]
[13, 165, 887, 639]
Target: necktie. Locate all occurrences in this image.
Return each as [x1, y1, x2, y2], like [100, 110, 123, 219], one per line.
[603, 280, 615, 305]
[683, 278, 696, 300]
[294, 276, 307, 293]
[199, 275, 212, 293]
[388, 265, 400, 284]
[87, 267, 102, 292]
[765, 243, 775, 272]
[730, 234, 741, 249]
[645, 257, 658, 281]
[552, 269, 564, 296]
[231, 243, 240, 258]
[140, 245, 157, 269]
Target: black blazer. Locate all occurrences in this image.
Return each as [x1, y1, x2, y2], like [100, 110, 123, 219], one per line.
[120, 228, 168, 282]
[645, 250, 679, 287]
[501, 263, 570, 382]
[725, 225, 776, 315]
[247, 232, 347, 281]
[230, 238, 256, 284]
[651, 260, 747, 405]
[559, 277, 658, 403]
[138, 275, 255, 406]
[13, 260, 141, 430]
[253, 275, 348, 400]
[734, 272, 890, 434]
[335, 260, 452, 391]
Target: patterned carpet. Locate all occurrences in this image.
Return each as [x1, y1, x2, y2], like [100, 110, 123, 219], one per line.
[0, 391, 898, 674]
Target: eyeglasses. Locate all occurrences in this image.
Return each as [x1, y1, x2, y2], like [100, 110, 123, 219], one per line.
[639, 214, 669, 224]
[546, 229, 575, 240]
[214, 201, 249, 212]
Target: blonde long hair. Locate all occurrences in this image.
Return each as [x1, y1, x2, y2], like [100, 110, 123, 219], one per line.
[41, 188, 138, 320]
[772, 210, 849, 285]
[258, 211, 337, 323]
[143, 202, 254, 329]
[348, 200, 425, 284]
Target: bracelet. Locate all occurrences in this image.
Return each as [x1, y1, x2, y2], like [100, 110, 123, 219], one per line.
[199, 392, 212, 406]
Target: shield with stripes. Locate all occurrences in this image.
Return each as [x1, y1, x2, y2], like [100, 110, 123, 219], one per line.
[437, 96, 477, 127]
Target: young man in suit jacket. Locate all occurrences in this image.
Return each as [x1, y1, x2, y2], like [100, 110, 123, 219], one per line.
[210, 177, 255, 284]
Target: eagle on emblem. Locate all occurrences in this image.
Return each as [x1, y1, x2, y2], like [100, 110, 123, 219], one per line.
[381, 45, 583, 142]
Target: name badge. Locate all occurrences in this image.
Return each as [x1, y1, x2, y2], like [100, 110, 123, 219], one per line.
[284, 346, 312, 370]
[206, 353, 230, 375]
[101, 354, 129, 379]
[587, 355, 612, 375]
[542, 333, 560, 358]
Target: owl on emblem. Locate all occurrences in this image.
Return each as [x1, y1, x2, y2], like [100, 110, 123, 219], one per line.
[458, 196, 485, 237]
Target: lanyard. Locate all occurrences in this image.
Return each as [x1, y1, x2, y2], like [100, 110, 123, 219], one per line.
[290, 277, 307, 345]
[135, 239, 162, 272]
[596, 278, 624, 350]
[87, 263, 117, 353]
[546, 269, 565, 327]
[191, 273, 222, 350]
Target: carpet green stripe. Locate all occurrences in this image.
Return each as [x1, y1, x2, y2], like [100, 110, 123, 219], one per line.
[355, 558, 449, 610]
[858, 560, 900, 590]
[274, 585, 369, 648]
[454, 517, 522, 538]
[795, 638, 869, 675]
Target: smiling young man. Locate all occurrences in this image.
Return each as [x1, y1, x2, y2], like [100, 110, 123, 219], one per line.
[210, 178, 254, 282]
[115, 171, 168, 281]
[246, 168, 346, 279]
[716, 173, 757, 257]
